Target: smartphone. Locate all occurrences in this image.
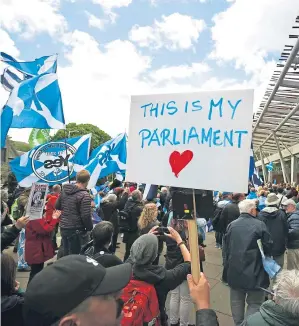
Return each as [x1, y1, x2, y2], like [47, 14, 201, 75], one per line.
[157, 227, 170, 235]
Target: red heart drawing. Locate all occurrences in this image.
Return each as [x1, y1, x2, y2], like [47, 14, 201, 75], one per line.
[169, 150, 194, 178]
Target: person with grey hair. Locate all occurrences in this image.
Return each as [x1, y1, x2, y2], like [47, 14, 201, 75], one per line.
[224, 199, 273, 326]
[284, 199, 299, 270]
[122, 189, 144, 261]
[243, 269, 299, 325]
[101, 190, 129, 253]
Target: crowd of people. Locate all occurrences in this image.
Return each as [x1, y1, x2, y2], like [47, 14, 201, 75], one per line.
[1, 171, 299, 325]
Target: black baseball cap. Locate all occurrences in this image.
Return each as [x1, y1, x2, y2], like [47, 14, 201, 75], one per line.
[23, 255, 132, 326]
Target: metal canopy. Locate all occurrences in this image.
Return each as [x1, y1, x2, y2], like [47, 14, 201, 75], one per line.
[252, 16, 299, 158]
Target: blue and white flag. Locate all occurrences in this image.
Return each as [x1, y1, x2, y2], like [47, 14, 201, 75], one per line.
[86, 133, 127, 189]
[1, 73, 65, 147]
[1, 68, 22, 92]
[0, 52, 57, 77]
[143, 184, 158, 201]
[9, 134, 91, 187]
[249, 146, 263, 188]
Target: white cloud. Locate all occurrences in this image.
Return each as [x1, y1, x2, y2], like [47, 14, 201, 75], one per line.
[92, 0, 133, 24]
[129, 13, 206, 50]
[0, 0, 67, 38]
[85, 11, 106, 29]
[58, 30, 151, 137]
[210, 0, 297, 74]
[92, 0, 133, 10]
[150, 62, 210, 83]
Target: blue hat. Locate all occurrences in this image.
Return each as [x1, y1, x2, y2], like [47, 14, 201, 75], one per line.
[222, 192, 232, 196]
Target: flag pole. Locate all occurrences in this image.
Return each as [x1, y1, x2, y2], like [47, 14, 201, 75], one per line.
[64, 129, 71, 183]
[187, 189, 201, 284]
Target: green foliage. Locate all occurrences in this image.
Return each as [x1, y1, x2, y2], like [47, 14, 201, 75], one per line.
[52, 123, 111, 150]
[12, 141, 31, 152]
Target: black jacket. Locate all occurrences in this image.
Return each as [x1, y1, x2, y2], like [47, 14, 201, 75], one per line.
[132, 262, 191, 324]
[218, 201, 240, 234]
[93, 247, 123, 268]
[123, 199, 143, 232]
[196, 309, 219, 326]
[1, 294, 25, 326]
[165, 230, 187, 270]
[224, 213, 272, 290]
[257, 208, 288, 257]
[56, 184, 92, 231]
[101, 193, 128, 230]
[1, 225, 20, 251]
[287, 210, 299, 249]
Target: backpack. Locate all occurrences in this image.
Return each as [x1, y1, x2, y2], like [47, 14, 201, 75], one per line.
[121, 280, 160, 326]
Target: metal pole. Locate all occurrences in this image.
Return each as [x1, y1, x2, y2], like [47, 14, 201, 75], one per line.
[253, 37, 299, 133]
[260, 103, 299, 147]
[64, 129, 71, 183]
[273, 132, 290, 183]
[259, 147, 268, 184]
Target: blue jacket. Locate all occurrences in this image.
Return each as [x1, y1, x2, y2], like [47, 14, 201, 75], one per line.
[287, 210, 299, 249]
[247, 192, 258, 200]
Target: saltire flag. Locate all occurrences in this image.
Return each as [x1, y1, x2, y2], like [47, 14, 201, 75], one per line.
[85, 133, 127, 189]
[9, 134, 91, 187]
[249, 145, 263, 188]
[1, 68, 22, 92]
[28, 128, 51, 149]
[0, 52, 57, 77]
[143, 184, 158, 201]
[1, 73, 65, 148]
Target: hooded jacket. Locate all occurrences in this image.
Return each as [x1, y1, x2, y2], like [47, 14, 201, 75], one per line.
[56, 184, 92, 231]
[224, 213, 272, 290]
[127, 234, 191, 324]
[244, 300, 299, 326]
[287, 210, 299, 249]
[258, 207, 288, 257]
[1, 294, 25, 326]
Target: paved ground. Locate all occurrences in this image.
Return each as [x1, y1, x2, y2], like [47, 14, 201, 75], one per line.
[7, 231, 234, 326]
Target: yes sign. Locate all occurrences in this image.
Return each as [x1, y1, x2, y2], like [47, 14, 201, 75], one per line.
[126, 89, 254, 193]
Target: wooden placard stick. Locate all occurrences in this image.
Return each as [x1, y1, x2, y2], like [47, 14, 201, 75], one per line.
[187, 189, 201, 284]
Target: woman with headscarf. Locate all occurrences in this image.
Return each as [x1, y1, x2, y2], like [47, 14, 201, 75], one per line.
[126, 227, 191, 326]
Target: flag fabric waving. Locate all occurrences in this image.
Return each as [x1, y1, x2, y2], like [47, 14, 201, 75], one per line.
[28, 129, 51, 149]
[1, 68, 22, 92]
[249, 146, 263, 188]
[1, 73, 65, 147]
[9, 134, 91, 187]
[0, 53, 57, 77]
[85, 133, 127, 189]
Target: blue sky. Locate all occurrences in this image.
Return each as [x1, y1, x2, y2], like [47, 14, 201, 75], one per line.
[0, 0, 297, 141]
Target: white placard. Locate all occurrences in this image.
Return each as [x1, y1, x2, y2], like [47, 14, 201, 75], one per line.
[126, 89, 254, 193]
[26, 183, 49, 220]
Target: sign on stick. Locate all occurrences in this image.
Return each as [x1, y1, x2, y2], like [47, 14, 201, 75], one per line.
[126, 90, 253, 193]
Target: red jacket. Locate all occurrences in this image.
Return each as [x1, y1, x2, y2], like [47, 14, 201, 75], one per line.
[45, 193, 60, 222]
[25, 218, 58, 265]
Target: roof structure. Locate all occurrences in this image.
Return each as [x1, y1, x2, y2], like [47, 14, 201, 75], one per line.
[252, 15, 299, 159]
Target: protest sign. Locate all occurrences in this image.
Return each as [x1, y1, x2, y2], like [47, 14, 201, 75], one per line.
[26, 183, 49, 220]
[126, 89, 254, 193]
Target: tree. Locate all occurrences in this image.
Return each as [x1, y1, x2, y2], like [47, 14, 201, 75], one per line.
[12, 141, 31, 152]
[52, 123, 111, 150]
